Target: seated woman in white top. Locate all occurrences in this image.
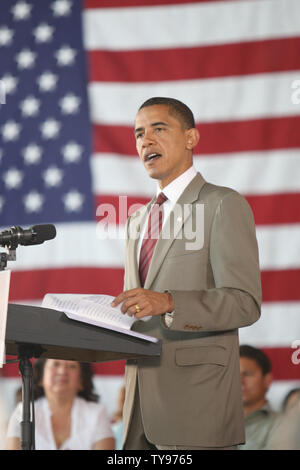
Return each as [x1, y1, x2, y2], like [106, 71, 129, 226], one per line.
[6, 358, 115, 450]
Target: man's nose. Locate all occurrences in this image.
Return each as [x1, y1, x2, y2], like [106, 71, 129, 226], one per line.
[142, 130, 155, 146]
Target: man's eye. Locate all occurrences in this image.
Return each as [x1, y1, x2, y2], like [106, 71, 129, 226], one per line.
[135, 132, 143, 139]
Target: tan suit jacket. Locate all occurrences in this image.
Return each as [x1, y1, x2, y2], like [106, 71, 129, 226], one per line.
[122, 173, 261, 447]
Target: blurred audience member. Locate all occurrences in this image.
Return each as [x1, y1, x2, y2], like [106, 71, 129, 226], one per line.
[5, 358, 115, 450]
[111, 385, 125, 450]
[269, 387, 300, 449]
[238, 345, 279, 450]
[281, 388, 300, 413]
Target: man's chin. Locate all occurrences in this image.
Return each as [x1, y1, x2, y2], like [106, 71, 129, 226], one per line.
[145, 169, 162, 180]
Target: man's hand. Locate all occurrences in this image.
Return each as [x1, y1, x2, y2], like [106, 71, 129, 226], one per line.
[111, 288, 174, 319]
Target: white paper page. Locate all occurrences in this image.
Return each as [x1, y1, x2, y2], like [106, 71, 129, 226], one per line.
[42, 293, 152, 327]
[83, 295, 152, 322]
[42, 293, 158, 343]
[0, 270, 11, 368]
[42, 294, 135, 329]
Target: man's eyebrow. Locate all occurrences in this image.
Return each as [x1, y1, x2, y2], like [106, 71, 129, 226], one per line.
[134, 126, 143, 135]
[151, 121, 169, 127]
[134, 121, 169, 135]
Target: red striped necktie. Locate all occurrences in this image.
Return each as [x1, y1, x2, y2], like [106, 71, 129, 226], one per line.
[139, 192, 168, 287]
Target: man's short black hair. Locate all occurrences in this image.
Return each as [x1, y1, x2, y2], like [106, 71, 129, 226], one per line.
[138, 97, 196, 130]
[240, 345, 272, 376]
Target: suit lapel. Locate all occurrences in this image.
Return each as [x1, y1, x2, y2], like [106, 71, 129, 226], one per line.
[144, 173, 206, 289]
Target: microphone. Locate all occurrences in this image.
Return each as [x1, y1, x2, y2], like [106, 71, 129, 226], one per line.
[0, 224, 56, 249]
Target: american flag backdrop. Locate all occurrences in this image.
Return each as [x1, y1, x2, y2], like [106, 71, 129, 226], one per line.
[0, 0, 300, 432]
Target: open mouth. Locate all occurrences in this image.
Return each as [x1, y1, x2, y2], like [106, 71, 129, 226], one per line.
[144, 152, 162, 163]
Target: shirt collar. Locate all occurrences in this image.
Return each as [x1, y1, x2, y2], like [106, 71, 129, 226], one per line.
[156, 166, 197, 203]
[245, 401, 274, 421]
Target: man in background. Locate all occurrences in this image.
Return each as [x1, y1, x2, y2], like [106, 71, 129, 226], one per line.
[239, 345, 279, 450]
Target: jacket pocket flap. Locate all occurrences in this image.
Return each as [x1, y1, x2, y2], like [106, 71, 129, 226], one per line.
[175, 345, 227, 367]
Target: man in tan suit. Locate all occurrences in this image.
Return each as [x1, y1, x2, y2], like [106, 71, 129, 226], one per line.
[112, 97, 261, 450]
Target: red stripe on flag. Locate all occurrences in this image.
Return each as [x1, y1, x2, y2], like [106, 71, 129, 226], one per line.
[93, 116, 300, 156]
[0, 358, 125, 378]
[262, 348, 300, 381]
[2, 349, 299, 381]
[92, 124, 135, 155]
[261, 269, 300, 302]
[89, 37, 300, 83]
[9, 268, 124, 302]
[95, 195, 150, 224]
[95, 193, 300, 227]
[84, 0, 222, 9]
[0, 359, 20, 378]
[7, 268, 300, 303]
[245, 193, 300, 226]
[92, 360, 125, 376]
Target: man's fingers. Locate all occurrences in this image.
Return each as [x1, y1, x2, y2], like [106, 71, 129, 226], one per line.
[111, 288, 143, 307]
[111, 293, 124, 307]
[120, 297, 141, 315]
[111, 288, 167, 318]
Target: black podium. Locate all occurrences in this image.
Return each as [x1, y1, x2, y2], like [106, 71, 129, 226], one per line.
[5, 303, 161, 362]
[5, 303, 161, 450]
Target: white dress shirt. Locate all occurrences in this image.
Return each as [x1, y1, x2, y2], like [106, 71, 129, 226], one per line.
[137, 166, 198, 263]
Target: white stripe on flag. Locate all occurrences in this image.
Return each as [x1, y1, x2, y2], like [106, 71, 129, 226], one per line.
[83, 0, 300, 51]
[4, 222, 300, 272]
[239, 301, 300, 347]
[91, 150, 300, 197]
[6, 223, 126, 270]
[91, 154, 156, 197]
[257, 224, 300, 270]
[88, 71, 300, 125]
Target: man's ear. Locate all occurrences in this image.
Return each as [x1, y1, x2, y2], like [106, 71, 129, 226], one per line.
[263, 372, 273, 392]
[186, 128, 200, 150]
